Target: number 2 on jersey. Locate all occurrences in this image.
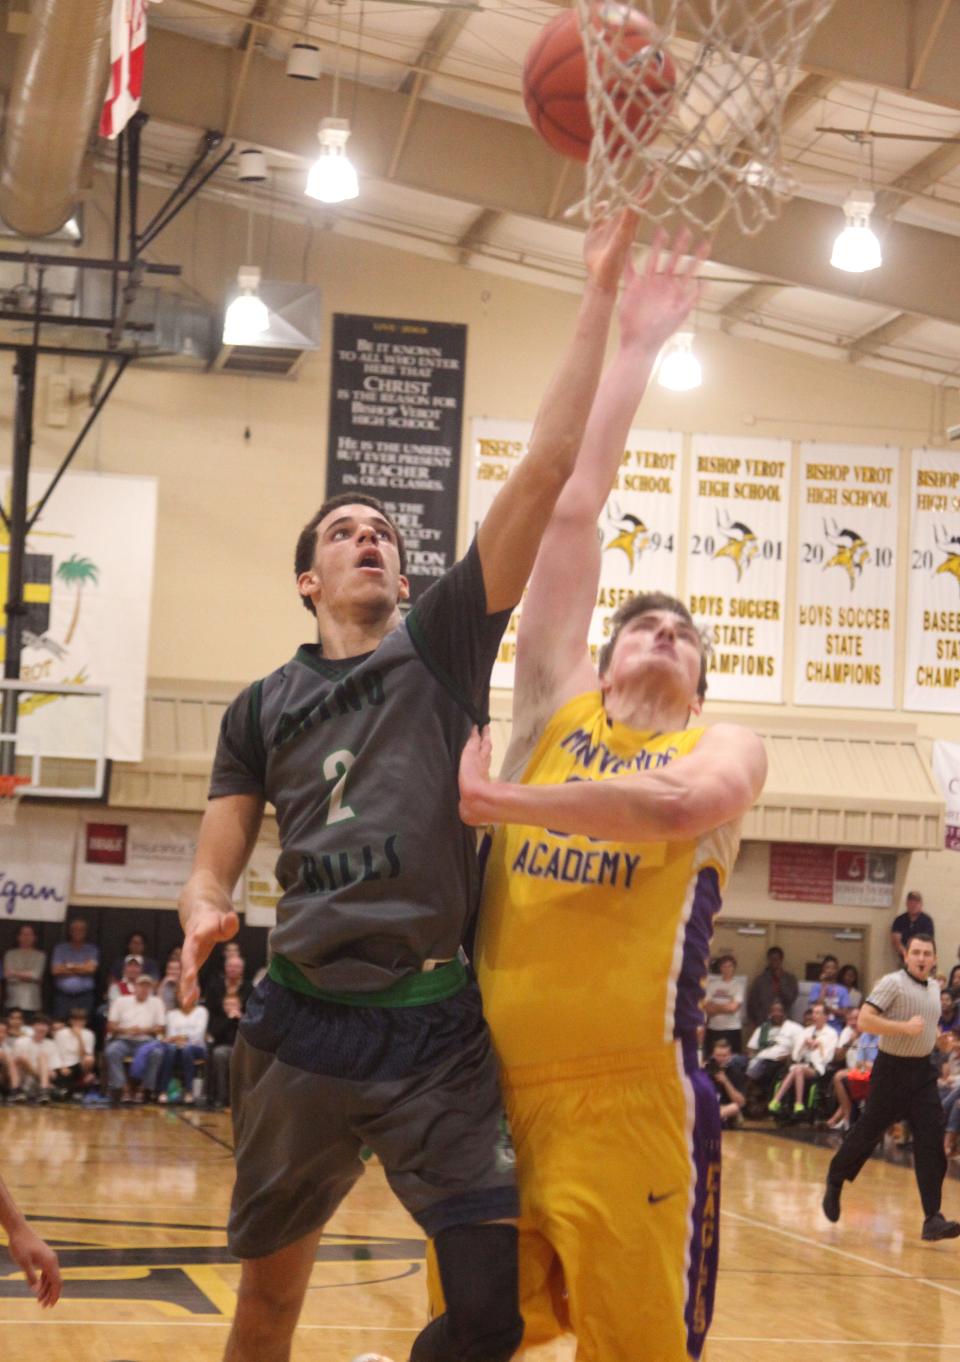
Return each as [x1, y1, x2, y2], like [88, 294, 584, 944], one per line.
[323, 749, 356, 824]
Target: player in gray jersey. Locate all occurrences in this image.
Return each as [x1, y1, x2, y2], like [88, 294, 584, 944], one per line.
[822, 935, 960, 1241]
[178, 211, 706, 1362]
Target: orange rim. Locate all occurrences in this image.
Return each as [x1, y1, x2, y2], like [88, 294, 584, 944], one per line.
[0, 775, 30, 797]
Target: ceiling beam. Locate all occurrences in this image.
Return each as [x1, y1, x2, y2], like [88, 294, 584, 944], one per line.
[874, 141, 960, 220]
[389, 9, 472, 179]
[718, 283, 785, 330]
[457, 207, 501, 265]
[134, 26, 960, 327]
[847, 312, 926, 363]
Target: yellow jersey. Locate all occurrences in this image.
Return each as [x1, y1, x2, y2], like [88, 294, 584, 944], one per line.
[476, 691, 742, 1074]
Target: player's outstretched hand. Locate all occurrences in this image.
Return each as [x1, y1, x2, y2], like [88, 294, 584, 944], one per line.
[903, 1014, 925, 1038]
[180, 907, 240, 1006]
[583, 206, 640, 295]
[458, 725, 495, 827]
[618, 226, 710, 355]
[7, 1221, 62, 1309]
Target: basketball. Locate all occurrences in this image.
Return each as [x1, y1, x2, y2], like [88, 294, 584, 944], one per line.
[522, 6, 675, 163]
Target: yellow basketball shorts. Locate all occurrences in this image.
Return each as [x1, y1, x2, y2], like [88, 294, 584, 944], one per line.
[427, 1045, 721, 1362]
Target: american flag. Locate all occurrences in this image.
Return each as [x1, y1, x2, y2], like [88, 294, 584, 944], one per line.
[100, 0, 148, 139]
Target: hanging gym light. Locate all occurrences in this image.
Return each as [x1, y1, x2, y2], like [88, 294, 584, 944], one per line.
[223, 265, 270, 344]
[657, 331, 702, 392]
[830, 189, 882, 273]
[304, 0, 359, 204]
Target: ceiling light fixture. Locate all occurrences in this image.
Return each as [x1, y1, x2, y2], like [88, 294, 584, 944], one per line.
[657, 331, 702, 391]
[830, 188, 882, 273]
[304, 0, 359, 204]
[223, 264, 270, 344]
[237, 148, 267, 183]
[286, 42, 321, 80]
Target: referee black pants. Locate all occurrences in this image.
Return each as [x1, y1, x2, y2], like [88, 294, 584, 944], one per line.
[828, 1051, 946, 1218]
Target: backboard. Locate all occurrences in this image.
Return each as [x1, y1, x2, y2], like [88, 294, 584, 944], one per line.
[0, 677, 108, 800]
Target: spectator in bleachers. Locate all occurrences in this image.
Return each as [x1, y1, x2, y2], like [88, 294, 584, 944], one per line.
[746, 946, 799, 1027]
[156, 996, 210, 1106]
[825, 1025, 880, 1132]
[50, 918, 99, 1022]
[704, 1036, 746, 1128]
[808, 957, 850, 1033]
[13, 1014, 58, 1103]
[940, 1033, 960, 1157]
[836, 1006, 861, 1060]
[106, 955, 144, 1007]
[205, 952, 251, 1110]
[947, 965, 960, 999]
[104, 973, 165, 1104]
[744, 1000, 804, 1094]
[838, 965, 862, 1007]
[108, 931, 160, 984]
[51, 1007, 97, 1101]
[939, 989, 959, 1034]
[157, 954, 182, 1013]
[704, 953, 746, 1055]
[2, 925, 46, 1019]
[768, 1002, 837, 1117]
[0, 1017, 24, 1103]
[890, 890, 935, 962]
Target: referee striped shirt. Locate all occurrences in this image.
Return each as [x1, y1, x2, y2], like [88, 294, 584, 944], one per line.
[865, 968, 940, 1057]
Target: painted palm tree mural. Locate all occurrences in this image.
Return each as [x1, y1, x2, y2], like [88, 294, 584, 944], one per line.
[56, 554, 99, 644]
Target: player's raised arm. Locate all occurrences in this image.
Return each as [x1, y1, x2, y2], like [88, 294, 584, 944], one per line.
[459, 720, 766, 843]
[475, 209, 637, 615]
[511, 230, 708, 739]
[178, 793, 264, 1005]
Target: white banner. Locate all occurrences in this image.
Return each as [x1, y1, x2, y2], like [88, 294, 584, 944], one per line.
[0, 808, 76, 921]
[469, 419, 682, 688]
[685, 435, 790, 702]
[73, 811, 200, 901]
[793, 445, 898, 708]
[3, 469, 157, 761]
[904, 449, 960, 713]
[243, 830, 283, 928]
[932, 741, 960, 851]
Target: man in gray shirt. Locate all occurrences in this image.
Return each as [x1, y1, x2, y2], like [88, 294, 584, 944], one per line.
[3, 924, 46, 1016]
[822, 934, 960, 1240]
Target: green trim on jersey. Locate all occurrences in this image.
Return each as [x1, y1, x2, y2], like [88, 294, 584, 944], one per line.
[269, 953, 467, 1007]
[406, 609, 483, 726]
[248, 679, 266, 775]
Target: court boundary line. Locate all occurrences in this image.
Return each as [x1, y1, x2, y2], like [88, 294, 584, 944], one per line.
[722, 1206, 960, 1301]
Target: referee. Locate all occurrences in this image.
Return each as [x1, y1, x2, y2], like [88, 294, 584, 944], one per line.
[822, 934, 960, 1240]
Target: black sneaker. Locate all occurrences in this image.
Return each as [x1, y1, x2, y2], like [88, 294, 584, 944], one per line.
[922, 1213, 960, 1241]
[822, 1180, 842, 1223]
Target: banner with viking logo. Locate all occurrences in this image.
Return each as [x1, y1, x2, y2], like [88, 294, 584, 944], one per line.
[904, 447, 960, 713]
[793, 444, 898, 708]
[469, 420, 681, 689]
[685, 435, 790, 703]
[0, 469, 157, 762]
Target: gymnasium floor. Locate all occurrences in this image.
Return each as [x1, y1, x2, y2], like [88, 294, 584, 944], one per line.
[3, 1108, 960, 1361]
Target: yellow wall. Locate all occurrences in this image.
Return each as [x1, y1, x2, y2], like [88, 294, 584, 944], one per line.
[3, 185, 959, 975]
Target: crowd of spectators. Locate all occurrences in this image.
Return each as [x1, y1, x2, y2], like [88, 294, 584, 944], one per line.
[0, 920, 262, 1108]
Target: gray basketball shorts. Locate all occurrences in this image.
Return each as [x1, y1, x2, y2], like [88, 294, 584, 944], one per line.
[227, 976, 519, 1259]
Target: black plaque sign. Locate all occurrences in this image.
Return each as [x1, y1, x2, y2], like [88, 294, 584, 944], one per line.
[326, 313, 467, 601]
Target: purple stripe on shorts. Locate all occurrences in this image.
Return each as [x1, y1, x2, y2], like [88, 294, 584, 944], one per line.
[674, 867, 722, 1038]
[684, 1065, 722, 1360]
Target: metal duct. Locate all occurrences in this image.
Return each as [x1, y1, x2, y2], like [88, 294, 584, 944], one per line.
[0, 0, 113, 237]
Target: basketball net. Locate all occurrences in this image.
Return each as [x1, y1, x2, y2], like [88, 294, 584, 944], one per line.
[0, 774, 30, 827]
[574, 0, 839, 234]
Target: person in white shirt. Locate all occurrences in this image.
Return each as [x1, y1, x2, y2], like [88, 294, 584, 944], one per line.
[703, 953, 747, 1055]
[105, 974, 165, 1103]
[768, 1002, 838, 1116]
[0, 1017, 24, 1102]
[52, 1008, 97, 1099]
[13, 1015, 59, 1103]
[156, 998, 210, 1105]
[744, 1000, 805, 1090]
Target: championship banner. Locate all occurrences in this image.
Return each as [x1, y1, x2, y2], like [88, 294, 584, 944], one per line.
[904, 448, 960, 713]
[932, 741, 960, 851]
[326, 314, 466, 603]
[469, 420, 682, 689]
[1, 469, 156, 761]
[0, 808, 75, 921]
[685, 435, 790, 702]
[73, 812, 200, 901]
[793, 444, 898, 709]
[243, 829, 283, 927]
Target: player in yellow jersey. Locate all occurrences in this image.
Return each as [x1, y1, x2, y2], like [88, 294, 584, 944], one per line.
[455, 232, 767, 1362]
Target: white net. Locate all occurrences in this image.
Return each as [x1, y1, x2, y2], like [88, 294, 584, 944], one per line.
[573, 0, 839, 234]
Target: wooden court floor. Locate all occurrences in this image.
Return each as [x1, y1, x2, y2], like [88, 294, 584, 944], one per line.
[3, 1107, 960, 1361]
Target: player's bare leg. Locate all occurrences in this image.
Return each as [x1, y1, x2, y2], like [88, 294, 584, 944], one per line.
[224, 1227, 321, 1362]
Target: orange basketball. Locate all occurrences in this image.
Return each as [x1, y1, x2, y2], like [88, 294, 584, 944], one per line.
[522, 6, 675, 164]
